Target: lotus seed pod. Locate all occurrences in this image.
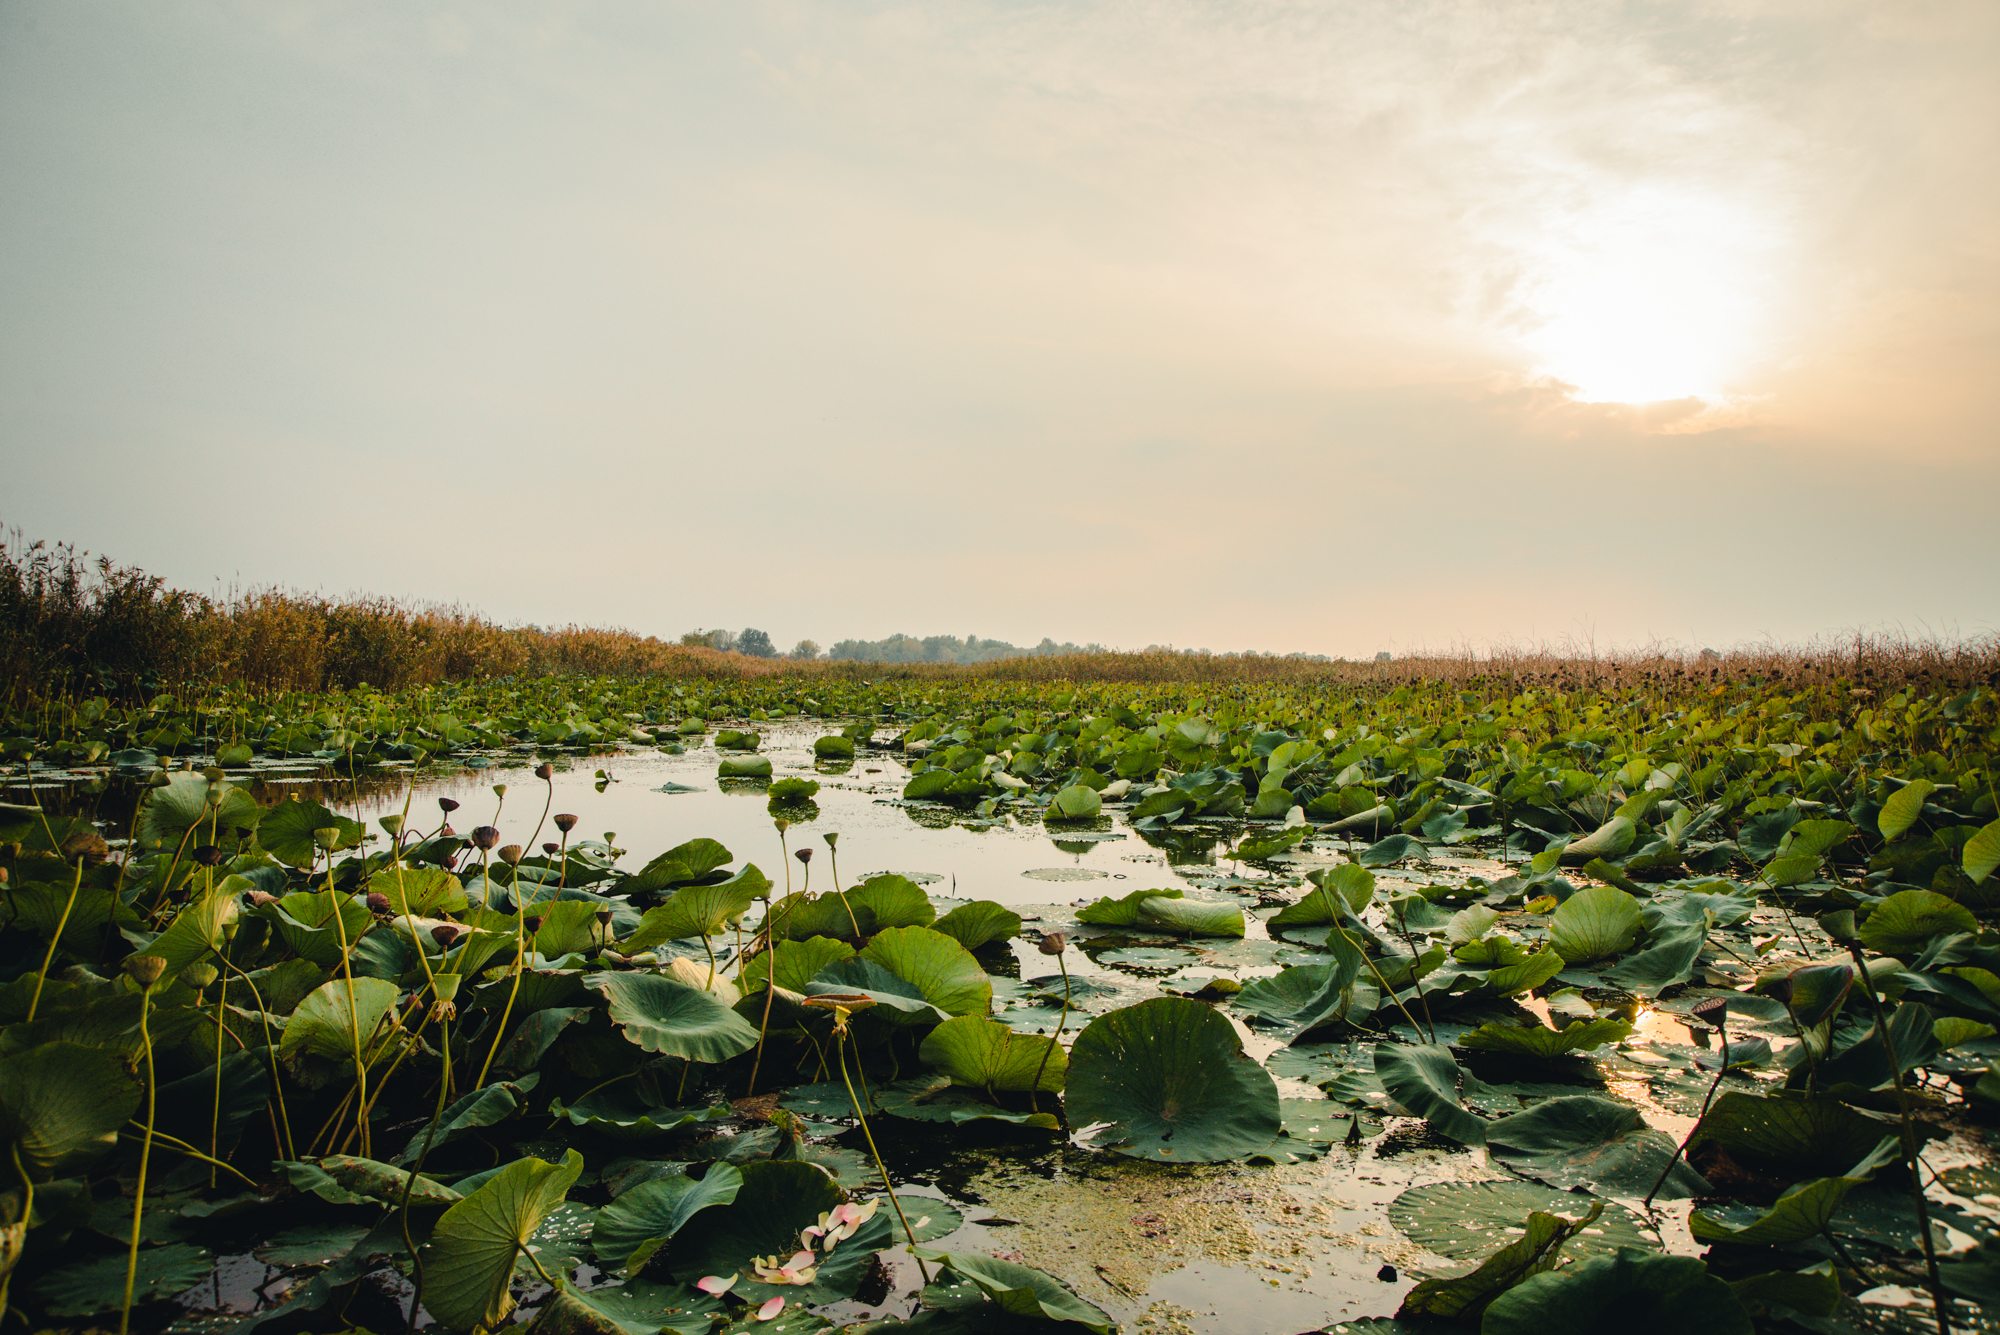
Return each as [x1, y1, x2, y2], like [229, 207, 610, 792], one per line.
[438, 797, 460, 813]
[535, 763, 555, 781]
[594, 909, 614, 928]
[182, 961, 219, 989]
[542, 842, 560, 856]
[553, 813, 578, 834]
[123, 955, 167, 987]
[366, 891, 393, 915]
[471, 826, 500, 850]
[824, 832, 839, 848]
[378, 814, 404, 836]
[523, 915, 545, 935]
[773, 817, 791, 834]
[146, 769, 171, 787]
[430, 923, 467, 948]
[493, 784, 507, 798]
[191, 844, 223, 867]
[311, 826, 341, 850]
[431, 973, 462, 1002]
[245, 889, 278, 908]
[1037, 931, 1068, 955]
[795, 848, 812, 864]
[499, 844, 524, 865]
[1690, 996, 1729, 1031]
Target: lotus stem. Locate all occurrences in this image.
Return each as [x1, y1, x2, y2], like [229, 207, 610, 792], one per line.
[119, 987, 157, 1335]
[1027, 935, 1072, 1112]
[322, 851, 372, 1157]
[209, 962, 228, 1187]
[400, 1005, 452, 1335]
[474, 914, 531, 1089]
[26, 859, 83, 1023]
[213, 952, 296, 1160]
[120, 1127, 257, 1188]
[833, 1028, 929, 1285]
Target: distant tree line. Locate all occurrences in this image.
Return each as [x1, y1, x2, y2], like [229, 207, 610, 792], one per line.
[675, 628, 1104, 664]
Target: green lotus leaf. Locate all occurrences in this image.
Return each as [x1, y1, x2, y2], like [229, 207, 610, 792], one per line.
[1488, 949, 1568, 996]
[421, 1150, 584, 1331]
[1547, 886, 1643, 964]
[592, 1163, 744, 1275]
[1234, 935, 1366, 1037]
[132, 882, 242, 982]
[0, 1042, 141, 1181]
[1690, 1170, 1875, 1246]
[1357, 833, 1425, 866]
[283, 1154, 463, 1206]
[717, 755, 773, 778]
[1480, 1247, 1752, 1335]
[1398, 1203, 1602, 1323]
[661, 1159, 887, 1306]
[911, 1249, 1115, 1333]
[768, 874, 937, 942]
[738, 936, 857, 994]
[1859, 888, 1977, 955]
[931, 900, 1023, 951]
[1558, 816, 1638, 864]
[391, 1076, 540, 1164]
[624, 839, 734, 894]
[623, 867, 770, 949]
[814, 734, 857, 759]
[1387, 1179, 1651, 1262]
[1686, 1090, 1895, 1180]
[257, 797, 363, 868]
[806, 957, 952, 1027]
[1238, 825, 1308, 860]
[279, 976, 402, 1072]
[1484, 1095, 1708, 1198]
[552, 1087, 729, 1140]
[919, 1015, 1066, 1093]
[33, 1242, 215, 1317]
[1877, 779, 1935, 841]
[767, 777, 820, 803]
[1728, 1262, 1843, 1318]
[714, 729, 760, 750]
[859, 926, 993, 1017]
[1964, 819, 2000, 885]
[1267, 865, 1376, 929]
[1077, 888, 1245, 937]
[136, 772, 262, 851]
[586, 972, 761, 1063]
[263, 889, 375, 968]
[1599, 926, 1706, 997]
[1065, 997, 1282, 1162]
[370, 865, 468, 916]
[1046, 785, 1102, 820]
[1373, 1043, 1486, 1146]
[1459, 1018, 1633, 1060]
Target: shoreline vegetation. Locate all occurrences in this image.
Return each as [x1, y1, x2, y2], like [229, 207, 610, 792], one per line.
[4, 528, 1996, 705]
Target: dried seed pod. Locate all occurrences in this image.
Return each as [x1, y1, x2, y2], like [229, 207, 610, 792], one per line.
[523, 915, 545, 935]
[795, 848, 812, 864]
[553, 813, 579, 834]
[542, 842, 560, 856]
[1691, 996, 1730, 1031]
[438, 797, 460, 813]
[366, 891, 393, 915]
[431, 923, 467, 948]
[535, 763, 555, 781]
[499, 844, 525, 865]
[191, 844, 224, 867]
[471, 826, 500, 851]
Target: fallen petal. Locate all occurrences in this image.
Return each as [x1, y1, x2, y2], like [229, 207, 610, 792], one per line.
[756, 1296, 786, 1321]
[696, 1273, 738, 1296]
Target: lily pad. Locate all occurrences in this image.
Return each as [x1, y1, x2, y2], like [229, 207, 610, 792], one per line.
[1387, 1179, 1652, 1262]
[1484, 1095, 1708, 1198]
[1065, 997, 1282, 1161]
[1480, 1247, 1752, 1335]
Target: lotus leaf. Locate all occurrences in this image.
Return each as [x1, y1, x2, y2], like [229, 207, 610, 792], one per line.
[592, 1163, 744, 1274]
[767, 777, 820, 803]
[33, 1242, 216, 1317]
[662, 1159, 887, 1306]
[1358, 833, 1425, 866]
[1397, 1203, 1602, 1322]
[1373, 1043, 1486, 1146]
[738, 936, 857, 992]
[1599, 925, 1705, 997]
[623, 868, 768, 949]
[1559, 815, 1638, 864]
[1388, 1179, 1651, 1262]
[1686, 1090, 1894, 1179]
[1727, 1262, 1843, 1318]
[1459, 1017, 1633, 1060]
[0, 1042, 140, 1181]
[805, 957, 952, 1027]
[370, 865, 468, 916]
[136, 772, 262, 851]
[1077, 888, 1245, 937]
[625, 839, 734, 894]
[717, 755, 772, 778]
[814, 735, 856, 758]
[1547, 886, 1643, 964]
[392, 1076, 540, 1164]
[1046, 785, 1102, 820]
[257, 797, 363, 867]
[1480, 1247, 1752, 1335]
[930, 900, 1023, 951]
[279, 976, 401, 1071]
[1065, 997, 1282, 1162]
[1965, 819, 2000, 884]
[132, 884, 241, 981]
[768, 874, 936, 941]
[1878, 779, 1935, 841]
[1484, 1095, 1708, 1198]
[912, 1249, 1115, 1333]
[1860, 888, 1977, 954]
[859, 926, 993, 1016]
[421, 1149, 584, 1331]
[919, 1015, 1065, 1093]
[586, 973, 761, 1062]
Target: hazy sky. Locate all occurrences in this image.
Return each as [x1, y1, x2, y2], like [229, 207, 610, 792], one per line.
[4, 1, 1996, 657]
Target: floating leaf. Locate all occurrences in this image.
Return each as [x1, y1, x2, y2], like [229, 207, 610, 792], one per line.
[1398, 1203, 1602, 1322]
[592, 1164, 744, 1275]
[930, 900, 1023, 951]
[860, 926, 993, 1017]
[1460, 1018, 1633, 1060]
[1859, 888, 1977, 955]
[1388, 1180, 1651, 1262]
[33, 1242, 215, 1316]
[1373, 1043, 1486, 1146]
[1077, 888, 1245, 937]
[1065, 997, 1282, 1162]
[1877, 779, 1935, 842]
[1484, 1096, 1707, 1198]
[421, 1150, 585, 1332]
[1481, 1247, 1752, 1335]
[912, 1249, 1115, 1333]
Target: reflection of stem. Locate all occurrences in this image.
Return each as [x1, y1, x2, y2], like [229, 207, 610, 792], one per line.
[1027, 953, 1073, 1113]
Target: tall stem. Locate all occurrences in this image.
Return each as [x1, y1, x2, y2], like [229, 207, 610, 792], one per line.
[27, 859, 83, 1022]
[322, 855, 371, 1157]
[835, 1032, 930, 1285]
[119, 990, 157, 1335]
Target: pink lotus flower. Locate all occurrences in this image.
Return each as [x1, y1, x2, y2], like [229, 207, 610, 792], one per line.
[755, 1296, 786, 1322]
[695, 1273, 738, 1296]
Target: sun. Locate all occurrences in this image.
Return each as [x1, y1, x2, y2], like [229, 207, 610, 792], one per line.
[1517, 184, 1777, 404]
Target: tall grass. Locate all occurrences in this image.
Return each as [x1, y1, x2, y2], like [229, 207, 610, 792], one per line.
[5, 528, 1996, 705]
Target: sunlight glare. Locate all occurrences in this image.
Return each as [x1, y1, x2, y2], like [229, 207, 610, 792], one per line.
[1520, 185, 1776, 404]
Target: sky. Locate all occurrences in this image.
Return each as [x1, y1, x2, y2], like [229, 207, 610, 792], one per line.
[3, 1, 1996, 658]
